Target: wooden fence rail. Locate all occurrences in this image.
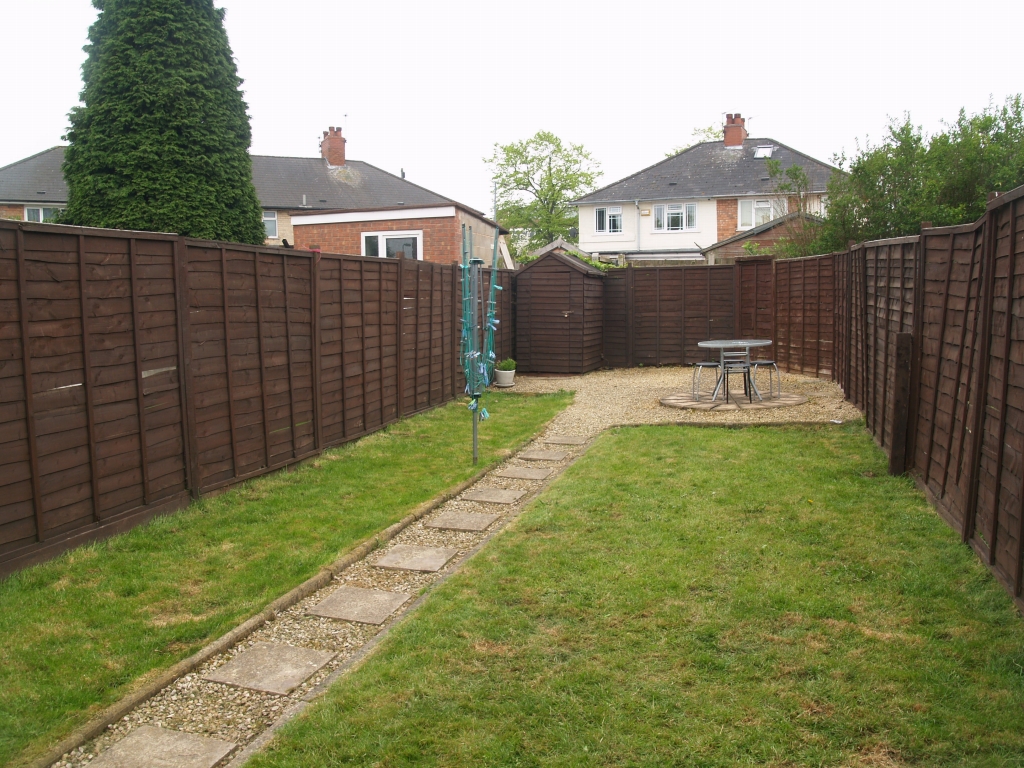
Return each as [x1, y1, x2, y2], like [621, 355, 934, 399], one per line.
[0, 220, 512, 575]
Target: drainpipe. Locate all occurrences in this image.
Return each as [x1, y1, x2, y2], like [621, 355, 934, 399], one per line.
[635, 200, 642, 256]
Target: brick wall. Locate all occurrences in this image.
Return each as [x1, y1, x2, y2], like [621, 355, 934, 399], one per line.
[0, 205, 23, 220]
[716, 198, 737, 242]
[293, 216, 462, 263]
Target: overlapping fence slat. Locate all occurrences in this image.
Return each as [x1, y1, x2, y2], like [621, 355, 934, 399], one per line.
[0, 219, 513, 575]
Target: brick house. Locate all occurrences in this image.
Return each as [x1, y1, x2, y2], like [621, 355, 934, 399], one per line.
[572, 113, 837, 264]
[0, 147, 67, 223]
[0, 127, 511, 267]
[702, 212, 822, 264]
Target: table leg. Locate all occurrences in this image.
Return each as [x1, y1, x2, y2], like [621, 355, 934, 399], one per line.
[711, 348, 725, 400]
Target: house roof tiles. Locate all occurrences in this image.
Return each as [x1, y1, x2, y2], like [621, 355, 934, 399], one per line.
[0, 146, 476, 216]
[573, 138, 837, 205]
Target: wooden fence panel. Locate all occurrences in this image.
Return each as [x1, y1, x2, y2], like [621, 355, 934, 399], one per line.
[773, 255, 835, 377]
[1, 218, 514, 575]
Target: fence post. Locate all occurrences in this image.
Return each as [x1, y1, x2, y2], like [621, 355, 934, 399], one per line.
[888, 333, 913, 475]
[174, 238, 200, 498]
[626, 263, 634, 368]
[312, 252, 323, 451]
[15, 227, 44, 541]
[962, 206, 999, 543]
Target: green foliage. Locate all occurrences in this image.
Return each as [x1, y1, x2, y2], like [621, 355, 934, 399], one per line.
[486, 131, 601, 258]
[495, 358, 516, 371]
[0, 392, 572, 765]
[817, 96, 1024, 251]
[761, 159, 824, 259]
[59, 0, 265, 244]
[666, 123, 722, 156]
[741, 240, 773, 257]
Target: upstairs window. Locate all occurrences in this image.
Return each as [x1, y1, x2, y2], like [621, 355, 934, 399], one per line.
[654, 203, 697, 231]
[25, 206, 62, 222]
[739, 199, 779, 228]
[595, 206, 622, 233]
[753, 145, 774, 159]
[263, 210, 278, 238]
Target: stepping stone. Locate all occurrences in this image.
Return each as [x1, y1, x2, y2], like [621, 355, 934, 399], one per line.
[494, 466, 553, 480]
[544, 435, 588, 445]
[519, 449, 568, 461]
[90, 726, 235, 768]
[204, 642, 335, 695]
[463, 488, 526, 504]
[426, 510, 500, 531]
[308, 586, 411, 625]
[374, 544, 458, 572]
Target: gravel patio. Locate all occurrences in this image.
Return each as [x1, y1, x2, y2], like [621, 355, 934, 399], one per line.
[510, 365, 862, 435]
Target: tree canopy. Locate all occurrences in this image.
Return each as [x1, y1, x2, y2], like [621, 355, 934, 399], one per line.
[815, 96, 1024, 251]
[486, 131, 601, 259]
[60, 0, 265, 244]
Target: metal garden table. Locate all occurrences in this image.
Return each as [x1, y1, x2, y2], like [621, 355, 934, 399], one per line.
[697, 339, 773, 402]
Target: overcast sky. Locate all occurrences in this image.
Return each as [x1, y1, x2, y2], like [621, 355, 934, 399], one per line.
[3, 1, 1022, 214]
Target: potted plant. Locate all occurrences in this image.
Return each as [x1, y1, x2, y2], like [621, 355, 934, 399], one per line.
[493, 358, 516, 388]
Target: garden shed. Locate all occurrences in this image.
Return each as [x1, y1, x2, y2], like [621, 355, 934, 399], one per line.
[514, 251, 604, 373]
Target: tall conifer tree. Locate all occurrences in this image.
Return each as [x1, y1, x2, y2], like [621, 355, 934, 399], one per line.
[61, 0, 265, 244]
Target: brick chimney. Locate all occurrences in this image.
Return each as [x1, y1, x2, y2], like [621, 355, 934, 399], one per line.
[321, 126, 346, 166]
[724, 113, 747, 147]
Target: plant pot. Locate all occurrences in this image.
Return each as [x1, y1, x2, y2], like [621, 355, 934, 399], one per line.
[494, 369, 516, 388]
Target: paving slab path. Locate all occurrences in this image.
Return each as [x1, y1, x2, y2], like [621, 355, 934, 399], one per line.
[50, 367, 856, 768]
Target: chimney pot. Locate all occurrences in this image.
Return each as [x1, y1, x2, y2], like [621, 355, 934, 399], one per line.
[723, 112, 747, 147]
[321, 125, 347, 166]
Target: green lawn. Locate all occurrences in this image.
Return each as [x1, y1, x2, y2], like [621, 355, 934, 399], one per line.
[0, 392, 572, 767]
[251, 423, 1024, 767]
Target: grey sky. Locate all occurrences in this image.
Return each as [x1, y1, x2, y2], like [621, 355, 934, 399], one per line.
[3, 1, 1021, 215]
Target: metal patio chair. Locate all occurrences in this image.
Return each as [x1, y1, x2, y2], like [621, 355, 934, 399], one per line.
[692, 360, 720, 401]
[751, 359, 781, 398]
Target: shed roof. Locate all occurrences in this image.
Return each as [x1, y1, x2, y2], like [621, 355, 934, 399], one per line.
[517, 249, 605, 277]
[573, 138, 837, 205]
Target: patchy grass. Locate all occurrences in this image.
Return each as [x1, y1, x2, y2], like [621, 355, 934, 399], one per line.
[251, 423, 1024, 767]
[0, 392, 572, 766]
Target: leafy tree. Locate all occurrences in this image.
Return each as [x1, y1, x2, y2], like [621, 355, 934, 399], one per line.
[60, 0, 265, 244]
[666, 124, 722, 157]
[486, 131, 601, 258]
[816, 96, 1024, 251]
[760, 159, 825, 258]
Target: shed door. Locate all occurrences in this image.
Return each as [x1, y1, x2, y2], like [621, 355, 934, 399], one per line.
[523, 267, 574, 373]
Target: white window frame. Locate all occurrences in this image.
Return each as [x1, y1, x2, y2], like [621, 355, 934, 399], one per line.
[263, 210, 278, 239]
[753, 145, 774, 159]
[655, 202, 698, 232]
[594, 206, 623, 235]
[738, 198, 782, 230]
[607, 206, 622, 234]
[25, 206, 63, 223]
[360, 230, 424, 261]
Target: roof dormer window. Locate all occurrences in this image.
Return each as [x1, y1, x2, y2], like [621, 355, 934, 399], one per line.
[753, 146, 774, 159]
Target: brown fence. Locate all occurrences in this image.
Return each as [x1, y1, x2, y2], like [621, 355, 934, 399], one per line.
[0, 219, 512, 575]
[774, 254, 836, 378]
[601, 258, 775, 368]
[823, 189, 1024, 611]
